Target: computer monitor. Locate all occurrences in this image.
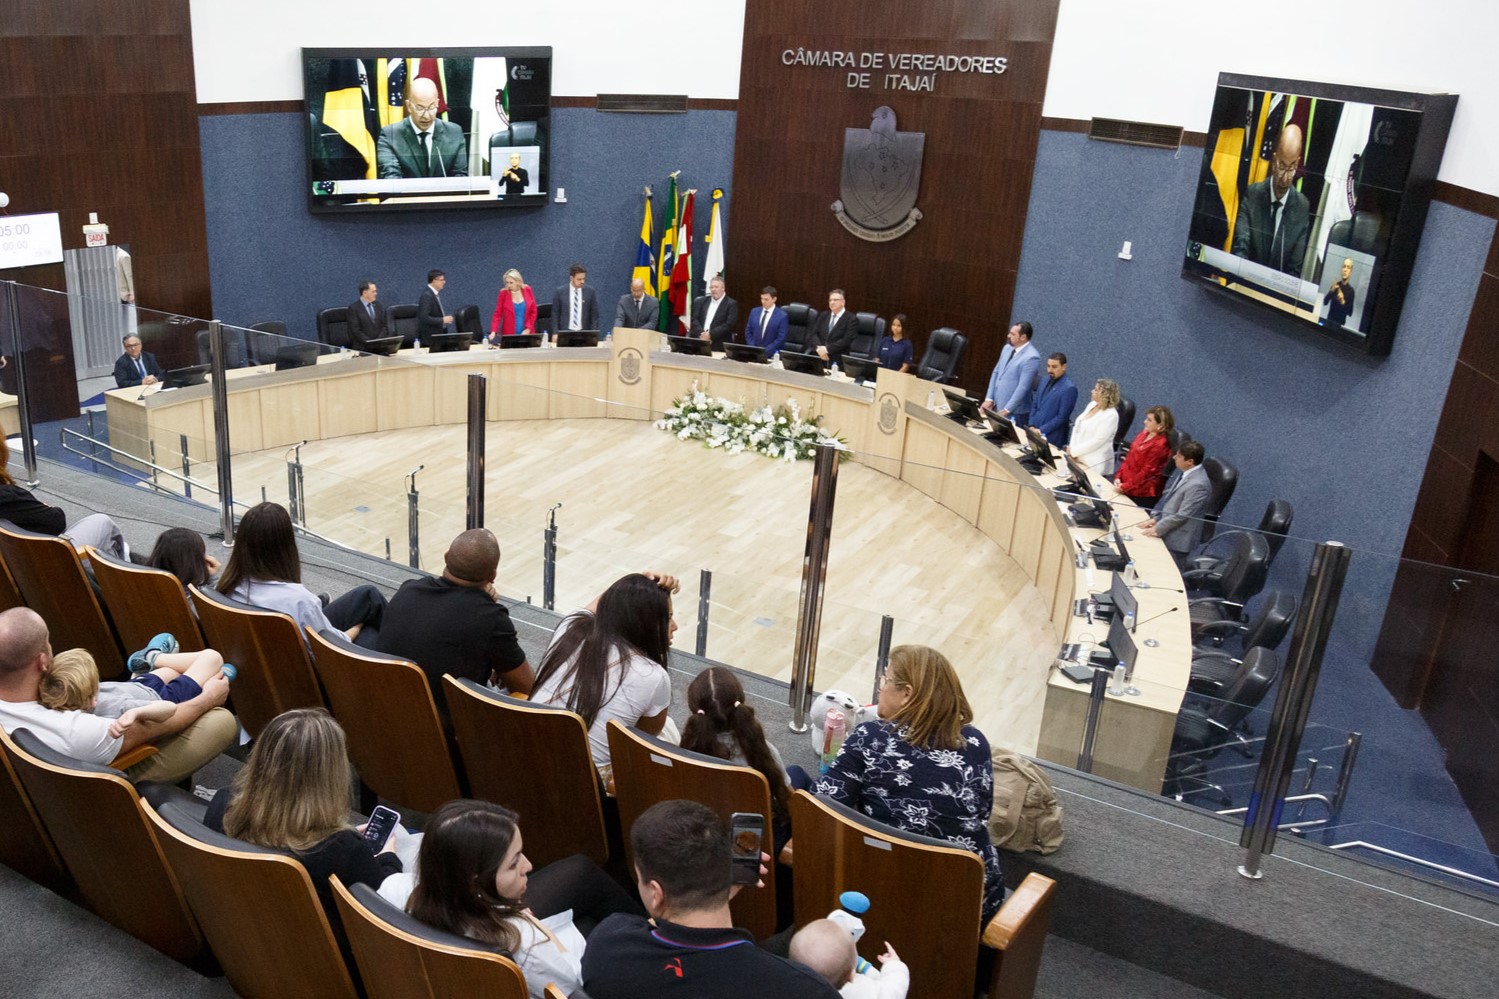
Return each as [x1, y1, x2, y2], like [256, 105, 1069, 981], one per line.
[274, 341, 321, 370]
[667, 334, 713, 356]
[495, 333, 540, 350]
[1109, 571, 1138, 627]
[1106, 612, 1138, 675]
[779, 350, 828, 376]
[360, 336, 403, 356]
[841, 354, 879, 384]
[983, 411, 1019, 444]
[942, 389, 982, 423]
[1063, 453, 1098, 498]
[429, 332, 477, 352]
[1024, 426, 1058, 469]
[162, 364, 210, 388]
[724, 343, 770, 364]
[552, 330, 599, 348]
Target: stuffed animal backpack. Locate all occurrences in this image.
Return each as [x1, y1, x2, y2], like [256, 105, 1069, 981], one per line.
[807, 688, 877, 757]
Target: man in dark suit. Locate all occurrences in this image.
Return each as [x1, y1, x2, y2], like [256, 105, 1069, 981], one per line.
[551, 264, 600, 333]
[346, 279, 388, 350]
[1142, 440, 1213, 565]
[113, 334, 165, 389]
[1030, 352, 1078, 446]
[614, 278, 659, 330]
[375, 78, 468, 179]
[1231, 124, 1310, 276]
[744, 285, 789, 358]
[809, 288, 855, 365]
[418, 269, 454, 340]
[689, 276, 738, 351]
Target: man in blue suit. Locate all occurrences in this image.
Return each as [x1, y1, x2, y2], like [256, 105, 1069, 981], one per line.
[743, 286, 788, 358]
[113, 334, 165, 389]
[980, 321, 1041, 426]
[1030, 351, 1078, 445]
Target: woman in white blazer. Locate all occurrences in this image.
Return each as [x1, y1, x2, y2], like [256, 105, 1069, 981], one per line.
[1067, 378, 1121, 475]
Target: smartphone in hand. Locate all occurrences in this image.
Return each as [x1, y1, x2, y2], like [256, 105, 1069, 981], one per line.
[729, 812, 766, 885]
[363, 805, 400, 849]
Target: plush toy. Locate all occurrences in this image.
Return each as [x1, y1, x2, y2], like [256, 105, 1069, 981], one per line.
[807, 688, 877, 756]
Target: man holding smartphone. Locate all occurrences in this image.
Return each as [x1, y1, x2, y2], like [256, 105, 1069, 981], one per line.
[581, 800, 838, 998]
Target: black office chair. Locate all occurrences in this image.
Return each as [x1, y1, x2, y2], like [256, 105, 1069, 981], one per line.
[390, 304, 420, 348]
[455, 304, 483, 340]
[916, 327, 965, 384]
[1186, 532, 1270, 639]
[1185, 499, 1295, 587]
[246, 321, 288, 365]
[1113, 397, 1137, 458]
[535, 302, 553, 338]
[316, 308, 351, 350]
[195, 326, 250, 367]
[1198, 457, 1239, 542]
[488, 121, 539, 149]
[782, 303, 817, 355]
[847, 312, 884, 360]
[1166, 647, 1281, 803]
[1189, 590, 1299, 696]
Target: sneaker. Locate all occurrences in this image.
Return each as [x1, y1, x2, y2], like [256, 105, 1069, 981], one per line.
[220, 663, 237, 682]
[127, 633, 179, 674]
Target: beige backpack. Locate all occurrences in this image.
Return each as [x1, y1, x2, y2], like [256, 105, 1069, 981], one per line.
[988, 749, 1064, 854]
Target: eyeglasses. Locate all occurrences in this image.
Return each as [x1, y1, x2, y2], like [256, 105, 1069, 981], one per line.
[409, 103, 440, 115]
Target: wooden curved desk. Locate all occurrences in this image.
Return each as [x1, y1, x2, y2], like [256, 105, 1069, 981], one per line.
[104, 327, 1190, 791]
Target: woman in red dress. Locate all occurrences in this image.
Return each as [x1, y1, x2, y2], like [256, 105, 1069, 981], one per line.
[1114, 405, 1175, 505]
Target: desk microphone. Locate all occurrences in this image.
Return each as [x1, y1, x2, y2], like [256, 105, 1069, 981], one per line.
[1132, 604, 1179, 637]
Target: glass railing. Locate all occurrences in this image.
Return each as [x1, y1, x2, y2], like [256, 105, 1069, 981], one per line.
[7, 276, 1499, 905]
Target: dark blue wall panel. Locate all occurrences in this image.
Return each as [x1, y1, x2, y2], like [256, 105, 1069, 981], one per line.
[1012, 130, 1496, 657]
[200, 108, 736, 337]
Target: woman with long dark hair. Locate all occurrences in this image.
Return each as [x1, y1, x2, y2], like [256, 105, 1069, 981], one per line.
[216, 501, 385, 644]
[147, 526, 218, 589]
[405, 799, 642, 999]
[530, 572, 678, 775]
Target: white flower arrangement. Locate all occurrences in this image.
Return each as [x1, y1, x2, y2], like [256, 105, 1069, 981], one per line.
[654, 382, 848, 462]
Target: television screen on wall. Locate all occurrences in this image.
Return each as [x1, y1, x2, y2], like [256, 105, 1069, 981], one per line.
[302, 47, 552, 213]
[1182, 73, 1456, 356]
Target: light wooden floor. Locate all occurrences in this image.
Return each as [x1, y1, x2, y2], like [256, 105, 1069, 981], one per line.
[194, 419, 1059, 752]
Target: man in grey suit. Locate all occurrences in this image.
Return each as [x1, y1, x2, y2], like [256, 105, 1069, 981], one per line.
[1142, 440, 1212, 565]
[614, 279, 659, 330]
[1231, 124, 1309, 276]
[376, 78, 468, 179]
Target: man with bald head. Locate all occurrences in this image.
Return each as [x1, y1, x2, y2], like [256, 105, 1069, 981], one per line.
[614, 278, 659, 330]
[376, 77, 469, 179]
[0, 607, 235, 782]
[377, 528, 533, 724]
[1232, 122, 1310, 276]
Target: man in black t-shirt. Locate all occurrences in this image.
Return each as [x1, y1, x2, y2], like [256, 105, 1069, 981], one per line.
[582, 800, 838, 999]
[377, 529, 534, 722]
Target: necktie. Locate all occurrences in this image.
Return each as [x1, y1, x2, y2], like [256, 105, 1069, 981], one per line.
[418, 131, 431, 176]
[136, 358, 145, 378]
[571, 289, 581, 329]
[760, 310, 769, 339]
[366, 302, 375, 320]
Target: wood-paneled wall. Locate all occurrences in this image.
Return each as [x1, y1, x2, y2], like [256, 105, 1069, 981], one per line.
[0, 0, 210, 318]
[728, 1, 1060, 392]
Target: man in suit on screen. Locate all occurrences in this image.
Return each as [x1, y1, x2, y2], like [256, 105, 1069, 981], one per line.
[809, 289, 855, 365]
[418, 269, 454, 340]
[689, 276, 738, 351]
[347, 280, 388, 350]
[552, 264, 600, 333]
[614, 279, 659, 330]
[1141, 440, 1212, 565]
[1231, 124, 1310, 277]
[744, 286, 789, 358]
[376, 77, 468, 180]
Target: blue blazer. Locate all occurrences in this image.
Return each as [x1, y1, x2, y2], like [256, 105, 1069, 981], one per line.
[984, 341, 1041, 420]
[113, 350, 165, 389]
[1031, 373, 1078, 445]
[744, 306, 788, 357]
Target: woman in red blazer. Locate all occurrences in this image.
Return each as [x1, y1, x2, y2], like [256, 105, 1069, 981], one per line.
[1114, 405, 1176, 505]
[489, 268, 538, 343]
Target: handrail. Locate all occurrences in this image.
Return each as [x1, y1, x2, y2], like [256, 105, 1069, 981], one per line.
[60, 428, 217, 495]
[1328, 841, 1499, 890]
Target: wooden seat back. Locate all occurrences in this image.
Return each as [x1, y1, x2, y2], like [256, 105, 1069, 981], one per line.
[143, 798, 358, 999]
[189, 584, 323, 737]
[4, 728, 202, 962]
[608, 720, 778, 940]
[86, 547, 206, 654]
[788, 789, 985, 999]
[0, 522, 123, 675]
[444, 676, 608, 868]
[331, 877, 528, 999]
[0, 544, 24, 612]
[0, 728, 67, 890]
[307, 627, 462, 812]
[982, 872, 1057, 999]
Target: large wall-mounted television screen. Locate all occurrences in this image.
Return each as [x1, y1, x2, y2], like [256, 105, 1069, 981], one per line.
[302, 47, 552, 213]
[1182, 74, 1456, 356]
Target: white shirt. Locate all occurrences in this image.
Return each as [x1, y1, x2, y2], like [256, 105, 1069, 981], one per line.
[704, 295, 723, 331]
[1068, 401, 1120, 475]
[0, 698, 121, 765]
[841, 958, 910, 999]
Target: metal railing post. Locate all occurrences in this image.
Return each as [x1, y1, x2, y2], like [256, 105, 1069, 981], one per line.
[406, 464, 424, 569]
[1077, 666, 1110, 772]
[208, 320, 235, 545]
[542, 503, 560, 611]
[179, 433, 192, 500]
[1239, 540, 1351, 879]
[465, 373, 486, 530]
[4, 282, 39, 484]
[695, 569, 713, 657]
[789, 441, 841, 733]
[871, 615, 894, 702]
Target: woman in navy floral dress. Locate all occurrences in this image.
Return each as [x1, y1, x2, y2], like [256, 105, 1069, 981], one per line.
[814, 645, 1002, 923]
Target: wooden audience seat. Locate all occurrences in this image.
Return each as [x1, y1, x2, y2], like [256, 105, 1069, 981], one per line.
[0, 522, 124, 676]
[4, 728, 203, 963]
[607, 721, 778, 940]
[331, 877, 528, 999]
[143, 797, 359, 999]
[86, 547, 207, 655]
[444, 676, 609, 868]
[0, 546, 23, 612]
[190, 584, 324, 737]
[0, 729, 68, 891]
[307, 627, 463, 813]
[789, 789, 1056, 999]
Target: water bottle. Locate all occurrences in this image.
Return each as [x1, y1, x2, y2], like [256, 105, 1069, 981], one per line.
[926, 388, 936, 410]
[413, 335, 421, 351]
[827, 891, 874, 974]
[819, 708, 846, 774]
[830, 362, 840, 380]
